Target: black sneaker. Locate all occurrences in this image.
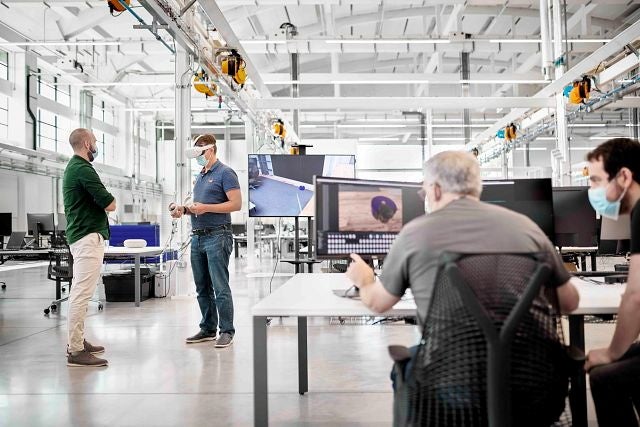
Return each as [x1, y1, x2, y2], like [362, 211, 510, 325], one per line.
[185, 330, 217, 344]
[214, 333, 233, 348]
[67, 350, 108, 367]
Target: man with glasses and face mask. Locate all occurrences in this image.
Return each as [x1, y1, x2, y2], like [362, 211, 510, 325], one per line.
[584, 138, 640, 427]
[170, 134, 241, 348]
[63, 128, 116, 367]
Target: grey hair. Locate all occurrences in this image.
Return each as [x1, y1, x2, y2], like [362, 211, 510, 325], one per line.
[69, 128, 91, 151]
[423, 151, 483, 197]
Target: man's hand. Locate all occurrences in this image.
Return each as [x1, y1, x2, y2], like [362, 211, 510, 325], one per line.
[170, 204, 184, 219]
[189, 202, 208, 215]
[346, 253, 375, 288]
[585, 347, 615, 372]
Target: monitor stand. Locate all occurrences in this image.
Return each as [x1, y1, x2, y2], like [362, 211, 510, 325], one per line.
[32, 222, 41, 249]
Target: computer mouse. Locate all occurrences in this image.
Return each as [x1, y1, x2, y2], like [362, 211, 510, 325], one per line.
[344, 285, 360, 298]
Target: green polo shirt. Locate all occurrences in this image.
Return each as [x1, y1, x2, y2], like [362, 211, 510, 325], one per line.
[63, 155, 114, 245]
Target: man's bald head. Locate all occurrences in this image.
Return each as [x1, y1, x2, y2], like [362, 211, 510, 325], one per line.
[69, 128, 94, 152]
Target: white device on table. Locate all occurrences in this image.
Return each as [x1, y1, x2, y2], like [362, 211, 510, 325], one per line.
[123, 239, 147, 248]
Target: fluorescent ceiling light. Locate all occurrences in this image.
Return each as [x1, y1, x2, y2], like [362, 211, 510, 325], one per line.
[239, 40, 287, 44]
[358, 137, 400, 142]
[568, 39, 611, 43]
[488, 39, 610, 44]
[589, 136, 620, 140]
[516, 147, 547, 151]
[534, 137, 556, 140]
[70, 82, 174, 87]
[325, 39, 450, 44]
[337, 124, 408, 128]
[460, 79, 549, 84]
[432, 137, 467, 141]
[123, 108, 173, 112]
[570, 147, 596, 150]
[0, 41, 122, 46]
[191, 125, 245, 129]
[431, 124, 489, 128]
[568, 123, 606, 127]
[331, 80, 433, 84]
[489, 39, 541, 44]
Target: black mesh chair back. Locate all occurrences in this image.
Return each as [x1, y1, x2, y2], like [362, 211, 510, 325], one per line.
[397, 252, 570, 427]
[48, 236, 73, 283]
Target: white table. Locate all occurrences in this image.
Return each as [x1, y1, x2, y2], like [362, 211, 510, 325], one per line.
[103, 246, 164, 307]
[251, 273, 624, 427]
[251, 273, 416, 427]
[569, 278, 624, 427]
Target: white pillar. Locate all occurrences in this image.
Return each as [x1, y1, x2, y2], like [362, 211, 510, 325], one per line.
[245, 120, 257, 273]
[552, 0, 571, 185]
[426, 109, 434, 160]
[174, 48, 195, 297]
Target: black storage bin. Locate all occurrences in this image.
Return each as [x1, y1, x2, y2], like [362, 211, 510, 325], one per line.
[103, 268, 153, 302]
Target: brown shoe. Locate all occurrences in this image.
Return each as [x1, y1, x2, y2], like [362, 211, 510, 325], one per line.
[83, 340, 105, 355]
[67, 340, 105, 356]
[67, 350, 108, 367]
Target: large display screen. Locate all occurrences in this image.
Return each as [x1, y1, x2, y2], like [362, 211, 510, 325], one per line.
[315, 177, 424, 259]
[248, 154, 355, 217]
[480, 178, 555, 243]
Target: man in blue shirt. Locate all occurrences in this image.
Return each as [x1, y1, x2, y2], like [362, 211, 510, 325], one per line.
[170, 134, 242, 348]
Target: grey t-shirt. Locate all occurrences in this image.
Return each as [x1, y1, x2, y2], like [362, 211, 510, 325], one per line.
[381, 197, 571, 326]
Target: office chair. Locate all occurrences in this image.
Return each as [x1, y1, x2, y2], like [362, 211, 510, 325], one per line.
[44, 236, 103, 315]
[392, 252, 580, 427]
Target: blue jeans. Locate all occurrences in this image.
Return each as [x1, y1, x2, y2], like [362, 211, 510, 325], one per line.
[190, 231, 234, 335]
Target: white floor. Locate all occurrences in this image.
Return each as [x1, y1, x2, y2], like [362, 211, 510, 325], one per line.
[0, 253, 622, 426]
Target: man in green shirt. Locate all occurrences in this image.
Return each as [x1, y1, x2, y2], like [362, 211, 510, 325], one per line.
[63, 128, 116, 367]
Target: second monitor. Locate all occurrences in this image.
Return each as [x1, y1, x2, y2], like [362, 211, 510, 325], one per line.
[248, 154, 355, 217]
[315, 177, 425, 258]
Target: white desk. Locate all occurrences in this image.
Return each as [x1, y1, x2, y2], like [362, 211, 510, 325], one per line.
[103, 246, 164, 307]
[569, 278, 623, 427]
[251, 273, 415, 427]
[0, 246, 164, 307]
[251, 273, 623, 427]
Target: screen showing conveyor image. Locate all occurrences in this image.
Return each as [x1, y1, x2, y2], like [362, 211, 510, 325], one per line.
[248, 154, 355, 217]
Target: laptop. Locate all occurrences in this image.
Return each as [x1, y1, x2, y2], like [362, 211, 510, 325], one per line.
[5, 232, 26, 250]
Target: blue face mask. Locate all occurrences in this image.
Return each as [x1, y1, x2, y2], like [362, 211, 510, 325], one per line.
[196, 154, 208, 167]
[588, 181, 627, 221]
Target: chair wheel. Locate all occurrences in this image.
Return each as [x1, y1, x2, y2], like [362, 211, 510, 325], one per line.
[51, 304, 57, 312]
[1, 284, 6, 290]
[44, 308, 50, 315]
[62, 287, 66, 292]
[98, 304, 104, 311]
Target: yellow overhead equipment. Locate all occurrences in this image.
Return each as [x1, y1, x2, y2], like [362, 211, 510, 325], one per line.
[504, 123, 517, 142]
[107, 0, 130, 14]
[273, 119, 286, 139]
[193, 71, 217, 98]
[219, 50, 247, 89]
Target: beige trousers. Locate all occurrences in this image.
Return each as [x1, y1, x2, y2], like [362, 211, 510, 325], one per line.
[68, 232, 104, 353]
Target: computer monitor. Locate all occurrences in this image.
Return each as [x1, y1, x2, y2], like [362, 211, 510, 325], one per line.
[600, 215, 631, 255]
[480, 178, 555, 243]
[57, 213, 67, 233]
[27, 213, 55, 246]
[315, 177, 425, 259]
[601, 215, 631, 240]
[248, 154, 356, 217]
[552, 187, 598, 247]
[0, 213, 11, 237]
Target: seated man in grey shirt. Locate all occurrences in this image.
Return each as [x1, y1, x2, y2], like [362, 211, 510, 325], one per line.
[346, 150, 579, 330]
